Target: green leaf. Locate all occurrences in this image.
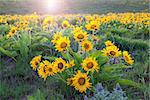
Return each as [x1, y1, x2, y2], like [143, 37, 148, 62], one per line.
[0, 47, 16, 61]
[68, 48, 82, 67]
[43, 56, 57, 61]
[27, 89, 45, 100]
[103, 64, 132, 72]
[13, 32, 32, 60]
[90, 50, 102, 58]
[116, 79, 144, 90]
[90, 51, 109, 66]
[27, 96, 35, 100]
[0, 25, 10, 35]
[95, 72, 120, 82]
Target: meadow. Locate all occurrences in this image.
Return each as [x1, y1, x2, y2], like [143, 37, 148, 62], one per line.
[0, 0, 149, 100]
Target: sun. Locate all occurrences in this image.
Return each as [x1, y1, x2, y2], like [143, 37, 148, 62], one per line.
[46, 0, 59, 11]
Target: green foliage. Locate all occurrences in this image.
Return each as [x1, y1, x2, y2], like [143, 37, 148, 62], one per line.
[0, 81, 32, 100]
[103, 25, 149, 40]
[104, 34, 149, 62]
[27, 89, 46, 100]
[13, 31, 31, 60]
[106, 34, 149, 51]
[116, 79, 143, 89]
[0, 82, 11, 99]
[124, 61, 149, 99]
[0, 47, 17, 61]
[0, 25, 10, 35]
[90, 51, 109, 66]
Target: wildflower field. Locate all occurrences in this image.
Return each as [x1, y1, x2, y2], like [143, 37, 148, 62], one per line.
[0, 0, 149, 100]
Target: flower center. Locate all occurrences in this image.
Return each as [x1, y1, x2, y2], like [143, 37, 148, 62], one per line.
[106, 53, 110, 56]
[125, 56, 129, 61]
[20, 22, 23, 25]
[35, 61, 38, 66]
[48, 68, 52, 72]
[12, 29, 16, 33]
[60, 42, 67, 48]
[91, 25, 96, 29]
[58, 62, 63, 69]
[63, 24, 67, 27]
[87, 62, 94, 69]
[55, 36, 60, 40]
[84, 43, 90, 49]
[43, 66, 46, 73]
[110, 51, 116, 56]
[47, 20, 51, 24]
[78, 77, 86, 85]
[77, 34, 84, 39]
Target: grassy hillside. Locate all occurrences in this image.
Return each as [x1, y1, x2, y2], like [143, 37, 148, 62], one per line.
[0, 0, 149, 14]
[0, 0, 149, 100]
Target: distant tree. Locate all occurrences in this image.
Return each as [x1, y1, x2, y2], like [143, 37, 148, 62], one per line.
[125, 0, 130, 5]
